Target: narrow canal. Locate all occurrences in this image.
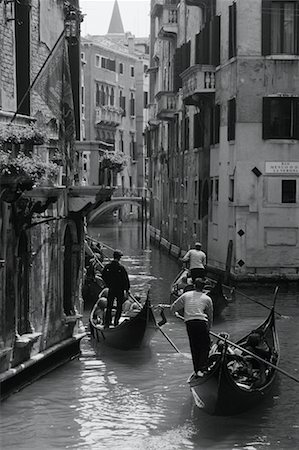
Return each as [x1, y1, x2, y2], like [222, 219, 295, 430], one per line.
[1, 223, 299, 450]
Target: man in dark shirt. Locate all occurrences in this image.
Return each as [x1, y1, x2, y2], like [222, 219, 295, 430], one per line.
[101, 250, 130, 327]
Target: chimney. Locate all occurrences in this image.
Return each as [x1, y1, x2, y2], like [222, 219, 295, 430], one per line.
[127, 35, 135, 54]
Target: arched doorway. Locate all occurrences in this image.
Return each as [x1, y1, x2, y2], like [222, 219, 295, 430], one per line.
[17, 232, 30, 335]
[63, 226, 73, 315]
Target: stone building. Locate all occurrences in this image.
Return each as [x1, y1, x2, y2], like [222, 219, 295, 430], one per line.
[79, 0, 149, 221]
[0, 0, 107, 397]
[147, 0, 299, 280]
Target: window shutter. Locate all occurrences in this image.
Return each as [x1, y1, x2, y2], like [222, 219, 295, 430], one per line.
[212, 15, 220, 66]
[262, 0, 271, 56]
[229, 3, 237, 59]
[262, 97, 271, 139]
[215, 104, 220, 144]
[296, 2, 299, 55]
[294, 98, 299, 139]
[227, 98, 236, 141]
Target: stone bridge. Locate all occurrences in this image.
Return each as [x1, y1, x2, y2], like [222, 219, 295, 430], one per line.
[88, 187, 148, 223]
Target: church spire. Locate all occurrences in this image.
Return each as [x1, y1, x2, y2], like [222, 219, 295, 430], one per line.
[107, 0, 125, 34]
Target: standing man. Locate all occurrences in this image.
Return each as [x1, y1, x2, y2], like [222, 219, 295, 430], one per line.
[181, 242, 206, 282]
[101, 250, 130, 328]
[170, 278, 213, 377]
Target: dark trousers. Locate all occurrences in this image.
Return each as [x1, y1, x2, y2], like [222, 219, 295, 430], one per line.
[190, 268, 206, 282]
[105, 289, 125, 326]
[186, 320, 210, 373]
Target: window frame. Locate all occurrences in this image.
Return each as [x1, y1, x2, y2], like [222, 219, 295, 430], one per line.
[263, 96, 299, 139]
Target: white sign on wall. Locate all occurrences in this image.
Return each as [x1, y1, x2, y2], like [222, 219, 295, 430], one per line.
[265, 161, 299, 174]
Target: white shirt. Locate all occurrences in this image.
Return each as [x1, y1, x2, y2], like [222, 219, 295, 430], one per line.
[170, 290, 213, 329]
[182, 249, 206, 269]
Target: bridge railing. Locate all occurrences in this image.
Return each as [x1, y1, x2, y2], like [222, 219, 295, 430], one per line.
[111, 187, 148, 198]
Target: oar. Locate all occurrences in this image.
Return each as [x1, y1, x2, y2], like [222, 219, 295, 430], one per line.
[174, 311, 299, 384]
[218, 282, 285, 318]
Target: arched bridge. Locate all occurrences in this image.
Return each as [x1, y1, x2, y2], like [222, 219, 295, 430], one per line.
[88, 187, 149, 223]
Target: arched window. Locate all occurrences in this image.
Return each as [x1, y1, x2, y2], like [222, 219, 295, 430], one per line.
[17, 232, 30, 334]
[96, 83, 100, 106]
[101, 85, 105, 105]
[106, 87, 109, 106]
[63, 226, 73, 315]
[110, 87, 114, 106]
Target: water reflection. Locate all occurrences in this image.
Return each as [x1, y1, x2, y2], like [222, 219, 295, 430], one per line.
[1, 224, 299, 450]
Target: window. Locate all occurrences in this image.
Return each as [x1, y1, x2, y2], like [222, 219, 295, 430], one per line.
[210, 104, 220, 145]
[227, 98, 236, 141]
[184, 116, 189, 150]
[215, 178, 219, 201]
[144, 91, 148, 108]
[95, 54, 100, 67]
[262, 1, 299, 55]
[194, 112, 204, 148]
[110, 87, 114, 106]
[81, 52, 85, 61]
[119, 132, 124, 152]
[101, 85, 105, 105]
[130, 93, 135, 116]
[96, 83, 100, 106]
[229, 177, 234, 202]
[263, 97, 299, 139]
[228, 2, 237, 59]
[282, 179, 296, 203]
[101, 57, 106, 68]
[130, 66, 135, 77]
[130, 138, 137, 161]
[144, 64, 148, 73]
[119, 62, 123, 74]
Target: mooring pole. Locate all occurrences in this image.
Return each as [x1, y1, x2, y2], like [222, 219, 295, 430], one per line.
[141, 196, 144, 248]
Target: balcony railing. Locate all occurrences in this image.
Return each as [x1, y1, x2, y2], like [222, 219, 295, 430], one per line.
[156, 92, 176, 120]
[95, 106, 123, 127]
[181, 65, 216, 104]
[158, 4, 178, 39]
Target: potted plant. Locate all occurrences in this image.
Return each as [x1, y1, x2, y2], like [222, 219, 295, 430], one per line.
[99, 150, 128, 173]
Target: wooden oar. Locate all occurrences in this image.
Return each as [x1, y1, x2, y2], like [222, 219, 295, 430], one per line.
[217, 281, 285, 318]
[174, 311, 299, 384]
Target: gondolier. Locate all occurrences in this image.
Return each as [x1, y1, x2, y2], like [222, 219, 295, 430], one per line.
[170, 278, 213, 377]
[102, 249, 130, 328]
[181, 242, 206, 282]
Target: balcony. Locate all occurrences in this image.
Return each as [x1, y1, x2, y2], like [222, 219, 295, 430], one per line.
[158, 4, 178, 40]
[156, 92, 177, 120]
[95, 106, 122, 127]
[181, 65, 216, 105]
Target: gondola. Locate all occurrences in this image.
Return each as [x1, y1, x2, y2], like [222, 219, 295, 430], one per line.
[188, 304, 279, 415]
[89, 291, 159, 350]
[170, 269, 228, 318]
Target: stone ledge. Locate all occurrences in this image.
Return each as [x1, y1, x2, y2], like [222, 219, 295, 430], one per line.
[15, 333, 42, 348]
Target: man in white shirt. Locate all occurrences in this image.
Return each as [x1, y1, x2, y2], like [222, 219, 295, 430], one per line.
[170, 278, 213, 377]
[181, 242, 206, 282]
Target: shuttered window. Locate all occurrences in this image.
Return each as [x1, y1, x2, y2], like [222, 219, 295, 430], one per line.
[194, 112, 204, 148]
[173, 47, 182, 92]
[263, 97, 299, 139]
[228, 2, 237, 59]
[227, 98, 236, 141]
[196, 16, 220, 65]
[210, 104, 220, 145]
[262, 1, 299, 55]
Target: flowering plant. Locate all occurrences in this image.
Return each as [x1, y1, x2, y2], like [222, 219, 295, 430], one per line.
[0, 123, 47, 145]
[99, 150, 128, 173]
[0, 149, 59, 189]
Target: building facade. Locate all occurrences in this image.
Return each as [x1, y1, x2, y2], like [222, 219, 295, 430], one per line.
[0, 0, 109, 396]
[148, 0, 299, 280]
[80, 0, 149, 222]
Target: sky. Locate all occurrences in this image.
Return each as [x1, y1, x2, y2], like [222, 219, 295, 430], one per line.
[80, 0, 151, 38]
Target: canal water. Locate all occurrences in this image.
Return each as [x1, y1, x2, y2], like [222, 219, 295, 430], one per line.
[1, 223, 299, 450]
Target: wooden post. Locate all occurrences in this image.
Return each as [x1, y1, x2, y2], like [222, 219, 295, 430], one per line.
[225, 239, 233, 284]
[141, 197, 144, 248]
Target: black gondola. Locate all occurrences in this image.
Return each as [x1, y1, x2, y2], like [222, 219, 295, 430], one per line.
[170, 269, 228, 318]
[188, 304, 279, 415]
